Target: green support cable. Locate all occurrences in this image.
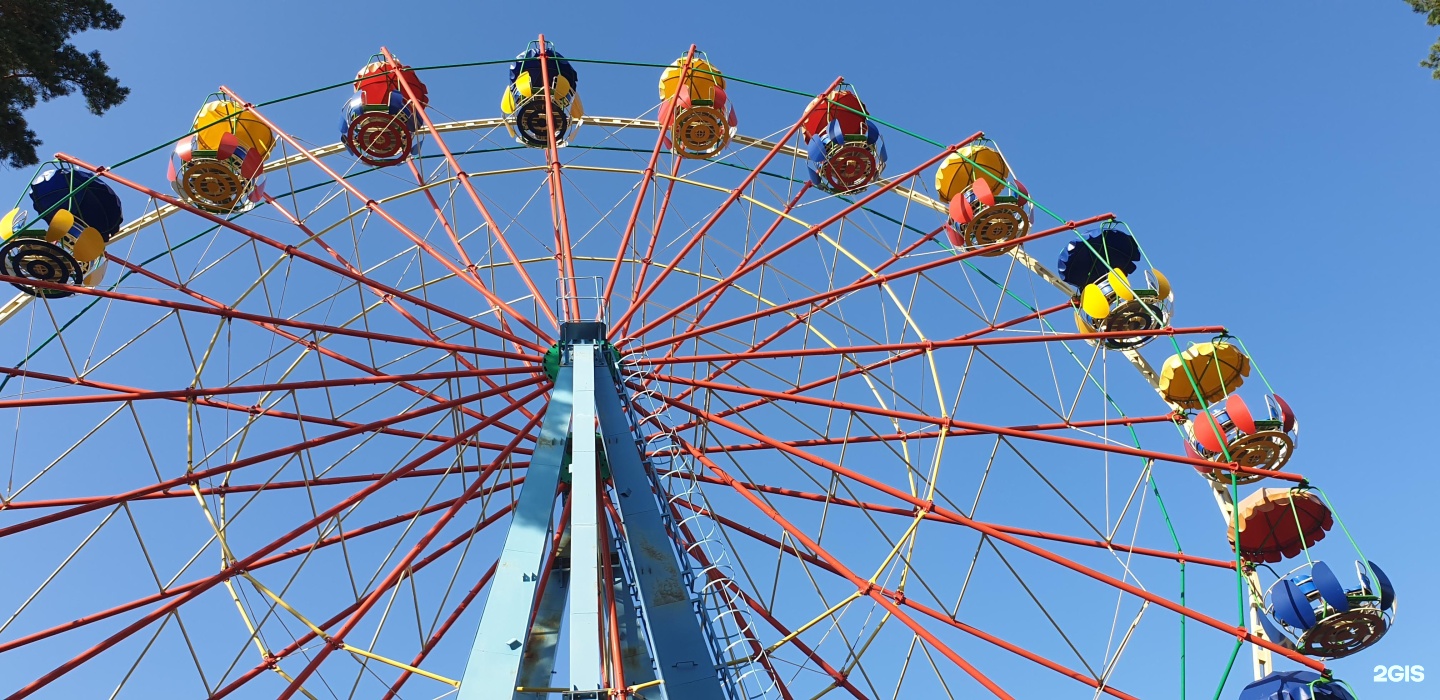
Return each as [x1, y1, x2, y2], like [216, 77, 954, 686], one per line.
[1311, 487, 1380, 590]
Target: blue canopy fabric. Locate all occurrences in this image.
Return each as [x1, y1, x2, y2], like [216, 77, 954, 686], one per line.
[1368, 560, 1396, 611]
[340, 91, 420, 135]
[1056, 226, 1140, 287]
[1310, 562, 1351, 613]
[29, 166, 123, 240]
[508, 46, 579, 90]
[1272, 579, 1319, 632]
[1237, 671, 1356, 700]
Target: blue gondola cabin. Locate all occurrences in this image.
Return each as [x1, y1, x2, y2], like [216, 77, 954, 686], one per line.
[1261, 559, 1396, 659]
[0, 164, 122, 298]
[501, 41, 583, 148]
[1059, 225, 1173, 349]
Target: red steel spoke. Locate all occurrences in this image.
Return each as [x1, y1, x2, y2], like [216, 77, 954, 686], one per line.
[110, 255, 536, 441]
[647, 182, 811, 371]
[621, 135, 983, 349]
[218, 85, 555, 346]
[641, 326, 1228, 367]
[261, 194, 543, 426]
[213, 555, 504, 698]
[534, 34, 580, 319]
[667, 448, 1014, 696]
[657, 220, 947, 409]
[666, 407, 1326, 672]
[396, 158, 528, 361]
[0, 365, 529, 410]
[647, 374, 1297, 482]
[273, 408, 544, 698]
[611, 77, 848, 337]
[8, 386, 540, 699]
[0, 482, 521, 654]
[54, 154, 541, 354]
[381, 556, 508, 700]
[618, 156, 684, 337]
[2, 464, 527, 511]
[667, 301, 1072, 431]
[0, 272, 529, 363]
[669, 473, 1233, 569]
[0, 380, 543, 539]
[0, 366, 515, 455]
[678, 302, 1074, 430]
[378, 46, 560, 332]
[692, 414, 1178, 454]
[631, 212, 1113, 354]
[675, 498, 1138, 699]
[602, 45, 697, 306]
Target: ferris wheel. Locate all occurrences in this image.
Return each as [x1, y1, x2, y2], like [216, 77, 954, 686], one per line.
[0, 37, 1393, 699]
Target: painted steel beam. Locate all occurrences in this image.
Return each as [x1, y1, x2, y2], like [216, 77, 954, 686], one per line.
[594, 360, 726, 700]
[614, 562, 659, 689]
[568, 343, 604, 695]
[515, 531, 569, 700]
[459, 365, 574, 699]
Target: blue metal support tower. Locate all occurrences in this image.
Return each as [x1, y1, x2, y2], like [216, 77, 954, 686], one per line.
[459, 287, 730, 699]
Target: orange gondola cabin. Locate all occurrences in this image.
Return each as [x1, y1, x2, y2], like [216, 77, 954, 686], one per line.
[658, 53, 737, 159]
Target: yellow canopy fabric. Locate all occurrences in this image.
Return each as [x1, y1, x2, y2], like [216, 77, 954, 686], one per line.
[0, 208, 18, 241]
[934, 144, 1009, 202]
[83, 260, 107, 287]
[191, 100, 275, 159]
[1157, 341, 1250, 409]
[71, 227, 105, 261]
[658, 57, 725, 102]
[501, 84, 518, 115]
[1081, 283, 1110, 318]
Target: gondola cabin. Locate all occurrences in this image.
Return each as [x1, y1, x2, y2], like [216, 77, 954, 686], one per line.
[501, 41, 582, 148]
[1186, 392, 1299, 483]
[1260, 560, 1395, 659]
[658, 54, 737, 159]
[169, 96, 275, 213]
[935, 142, 1031, 255]
[341, 56, 429, 166]
[0, 164, 122, 298]
[1231, 488, 1332, 564]
[800, 86, 886, 194]
[1061, 225, 1172, 349]
[1157, 341, 1250, 410]
[1238, 671, 1357, 700]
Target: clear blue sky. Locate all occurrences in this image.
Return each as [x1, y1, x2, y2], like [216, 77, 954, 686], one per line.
[2, 1, 1437, 698]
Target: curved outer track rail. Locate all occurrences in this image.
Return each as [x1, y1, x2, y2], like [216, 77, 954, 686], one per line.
[0, 113, 1297, 692]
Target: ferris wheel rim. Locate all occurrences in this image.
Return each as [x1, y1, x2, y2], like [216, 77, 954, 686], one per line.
[0, 47, 1355, 699]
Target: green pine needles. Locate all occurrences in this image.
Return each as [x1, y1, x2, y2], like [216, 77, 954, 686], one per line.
[0, 0, 130, 168]
[1407, 0, 1440, 78]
